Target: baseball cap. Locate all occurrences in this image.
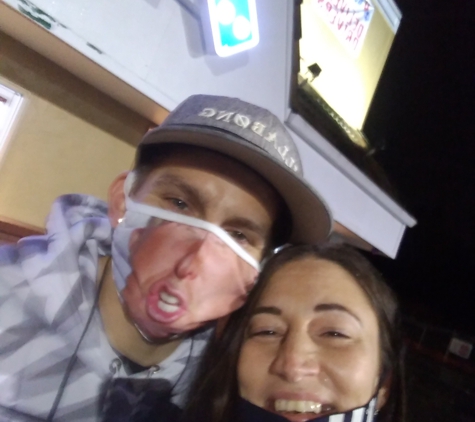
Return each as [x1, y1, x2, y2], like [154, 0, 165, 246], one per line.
[136, 94, 332, 244]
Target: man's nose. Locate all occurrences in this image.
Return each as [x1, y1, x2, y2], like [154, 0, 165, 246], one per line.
[269, 331, 320, 383]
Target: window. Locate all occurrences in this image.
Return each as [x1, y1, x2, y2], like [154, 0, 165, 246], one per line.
[0, 83, 23, 159]
[290, 0, 401, 194]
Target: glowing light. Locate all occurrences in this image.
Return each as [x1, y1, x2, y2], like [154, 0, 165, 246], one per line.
[216, 0, 236, 25]
[232, 15, 251, 40]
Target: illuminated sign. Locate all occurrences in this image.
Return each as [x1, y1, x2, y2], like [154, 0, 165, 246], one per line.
[207, 0, 259, 57]
[299, 0, 399, 129]
[311, 0, 375, 57]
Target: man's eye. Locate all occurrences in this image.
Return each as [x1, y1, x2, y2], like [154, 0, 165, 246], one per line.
[168, 198, 188, 210]
[227, 230, 248, 243]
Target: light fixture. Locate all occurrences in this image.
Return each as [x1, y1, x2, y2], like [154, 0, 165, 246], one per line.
[307, 62, 322, 81]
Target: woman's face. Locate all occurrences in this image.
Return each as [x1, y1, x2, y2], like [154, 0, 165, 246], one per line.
[238, 257, 382, 422]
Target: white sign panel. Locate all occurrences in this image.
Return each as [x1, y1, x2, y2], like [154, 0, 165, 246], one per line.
[448, 337, 473, 359]
[311, 0, 375, 57]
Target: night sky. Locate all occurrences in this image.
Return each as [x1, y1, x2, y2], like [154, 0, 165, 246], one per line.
[364, 0, 475, 333]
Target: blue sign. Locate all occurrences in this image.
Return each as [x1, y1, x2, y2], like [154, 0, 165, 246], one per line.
[207, 0, 259, 57]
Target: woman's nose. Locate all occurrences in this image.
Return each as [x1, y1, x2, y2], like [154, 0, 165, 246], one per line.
[269, 332, 320, 383]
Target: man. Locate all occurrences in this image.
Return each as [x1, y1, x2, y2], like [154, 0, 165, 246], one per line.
[0, 95, 332, 421]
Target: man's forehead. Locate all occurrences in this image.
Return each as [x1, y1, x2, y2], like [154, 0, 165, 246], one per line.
[153, 145, 251, 173]
[148, 147, 282, 205]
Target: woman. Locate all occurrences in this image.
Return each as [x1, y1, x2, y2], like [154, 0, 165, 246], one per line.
[184, 244, 405, 422]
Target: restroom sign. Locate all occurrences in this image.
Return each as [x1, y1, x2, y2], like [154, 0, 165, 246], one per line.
[207, 0, 260, 57]
[311, 0, 375, 57]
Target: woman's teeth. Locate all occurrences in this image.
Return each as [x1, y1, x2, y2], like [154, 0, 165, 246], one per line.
[158, 291, 180, 313]
[274, 400, 322, 414]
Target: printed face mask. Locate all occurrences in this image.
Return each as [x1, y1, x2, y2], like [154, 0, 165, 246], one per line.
[111, 173, 260, 339]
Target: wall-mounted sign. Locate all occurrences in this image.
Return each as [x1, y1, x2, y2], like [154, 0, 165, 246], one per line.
[0, 83, 23, 158]
[207, 0, 259, 57]
[311, 0, 375, 57]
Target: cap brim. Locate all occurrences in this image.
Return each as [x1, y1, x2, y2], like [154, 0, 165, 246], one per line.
[139, 125, 332, 244]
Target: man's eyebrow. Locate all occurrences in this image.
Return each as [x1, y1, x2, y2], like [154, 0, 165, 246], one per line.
[251, 306, 282, 316]
[314, 303, 362, 325]
[152, 174, 208, 209]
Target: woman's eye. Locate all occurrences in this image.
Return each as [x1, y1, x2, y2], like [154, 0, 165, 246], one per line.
[251, 330, 278, 337]
[322, 331, 349, 339]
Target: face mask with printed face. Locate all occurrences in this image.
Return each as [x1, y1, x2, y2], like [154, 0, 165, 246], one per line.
[111, 173, 260, 339]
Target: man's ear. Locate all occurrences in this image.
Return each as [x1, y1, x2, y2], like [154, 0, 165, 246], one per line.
[376, 371, 393, 410]
[108, 171, 129, 228]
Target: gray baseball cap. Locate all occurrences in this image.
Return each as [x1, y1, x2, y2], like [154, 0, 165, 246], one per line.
[136, 94, 332, 244]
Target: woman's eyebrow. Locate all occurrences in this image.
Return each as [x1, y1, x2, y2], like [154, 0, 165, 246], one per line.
[314, 303, 362, 325]
[251, 306, 281, 316]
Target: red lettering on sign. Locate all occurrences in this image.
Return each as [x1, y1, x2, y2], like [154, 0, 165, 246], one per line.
[313, 0, 374, 55]
[352, 23, 364, 50]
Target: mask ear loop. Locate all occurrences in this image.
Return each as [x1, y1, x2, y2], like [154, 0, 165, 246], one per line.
[123, 172, 260, 271]
[123, 171, 136, 197]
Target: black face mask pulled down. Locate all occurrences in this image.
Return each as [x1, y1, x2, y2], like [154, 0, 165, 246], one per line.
[236, 397, 378, 422]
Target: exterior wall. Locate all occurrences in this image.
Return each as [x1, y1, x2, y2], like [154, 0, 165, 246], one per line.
[1, 0, 294, 118]
[0, 31, 151, 228]
[0, 0, 415, 256]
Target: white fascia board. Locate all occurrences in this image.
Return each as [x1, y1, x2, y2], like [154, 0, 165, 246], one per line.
[288, 122, 410, 258]
[287, 112, 416, 228]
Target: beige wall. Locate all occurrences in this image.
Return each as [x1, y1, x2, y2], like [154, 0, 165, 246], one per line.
[300, 0, 395, 129]
[0, 31, 154, 228]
